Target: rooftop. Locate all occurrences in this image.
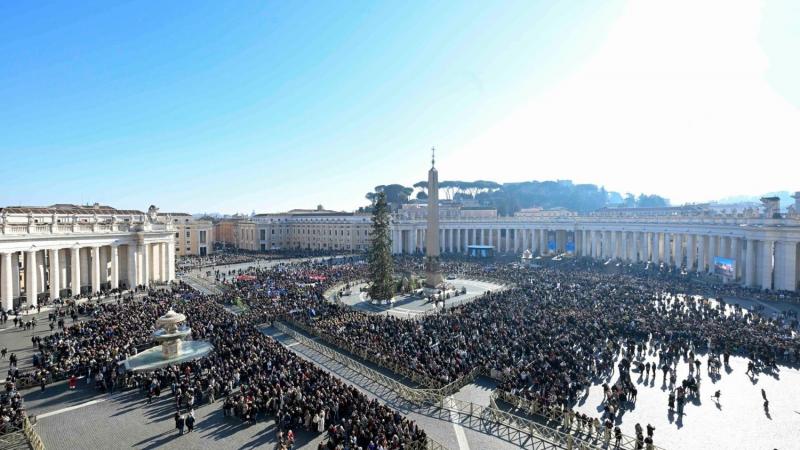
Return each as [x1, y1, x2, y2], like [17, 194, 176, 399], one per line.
[0, 203, 144, 215]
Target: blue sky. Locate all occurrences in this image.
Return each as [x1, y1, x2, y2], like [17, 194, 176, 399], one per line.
[1, 1, 798, 214]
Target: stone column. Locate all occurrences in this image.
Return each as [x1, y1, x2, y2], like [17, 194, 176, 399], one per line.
[36, 251, 46, 293]
[128, 243, 138, 288]
[48, 248, 60, 300]
[1, 253, 13, 311]
[167, 241, 176, 282]
[674, 234, 684, 268]
[152, 243, 161, 283]
[142, 243, 150, 287]
[91, 246, 101, 293]
[663, 233, 672, 267]
[696, 235, 706, 272]
[59, 249, 68, 291]
[759, 240, 774, 290]
[639, 232, 648, 261]
[744, 239, 757, 287]
[397, 230, 404, 254]
[11, 253, 20, 299]
[774, 241, 798, 291]
[613, 231, 620, 259]
[70, 247, 80, 296]
[26, 250, 38, 307]
[707, 235, 718, 274]
[80, 248, 90, 287]
[730, 238, 741, 279]
[619, 232, 628, 261]
[685, 235, 696, 270]
[161, 243, 169, 281]
[540, 228, 550, 255]
[110, 245, 119, 290]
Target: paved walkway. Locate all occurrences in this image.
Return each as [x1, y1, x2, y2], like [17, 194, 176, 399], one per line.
[21, 380, 325, 450]
[1, 292, 141, 374]
[571, 343, 800, 450]
[336, 278, 504, 319]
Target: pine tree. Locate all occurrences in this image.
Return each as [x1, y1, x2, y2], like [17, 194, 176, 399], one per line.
[368, 192, 395, 300]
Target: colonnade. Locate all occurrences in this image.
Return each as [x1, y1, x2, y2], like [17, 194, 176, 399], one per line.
[0, 240, 175, 311]
[391, 226, 800, 292]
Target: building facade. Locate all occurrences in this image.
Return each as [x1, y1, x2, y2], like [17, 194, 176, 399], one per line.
[253, 207, 371, 252]
[157, 213, 214, 257]
[235, 221, 257, 251]
[391, 198, 800, 292]
[0, 204, 176, 311]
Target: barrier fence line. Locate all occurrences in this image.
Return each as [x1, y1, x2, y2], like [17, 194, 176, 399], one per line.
[272, 322, 447, 450]
[275, 321, 666, 450]
[23, 416, 45, 450]
[491, 390, 665, 450]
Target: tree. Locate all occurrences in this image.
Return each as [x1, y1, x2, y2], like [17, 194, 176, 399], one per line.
[368, 192, 395, 301]
[440, 180, 458, 200]
[636, 194, 669, 208]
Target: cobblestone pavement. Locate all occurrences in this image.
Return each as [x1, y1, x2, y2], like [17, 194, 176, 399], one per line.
[22, 381, 325, 450]
[572, 345, 800, 450]
[1, 292, 141, 374]
[337, 278, 503, 319]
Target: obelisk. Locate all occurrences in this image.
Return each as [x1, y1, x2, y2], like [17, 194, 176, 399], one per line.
[424, 148, 444, 288]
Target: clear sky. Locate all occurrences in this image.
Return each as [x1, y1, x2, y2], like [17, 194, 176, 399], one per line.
[1, 0, 798, 214]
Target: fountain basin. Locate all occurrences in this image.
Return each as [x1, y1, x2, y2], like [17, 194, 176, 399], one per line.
[122, 340, 214, 372]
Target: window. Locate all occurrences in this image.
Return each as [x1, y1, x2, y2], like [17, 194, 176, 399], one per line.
[175, 233, 179, 238]
[199, 230, 207, 244]
[260, 229, 266, 240]
[186, 231, 191, 237]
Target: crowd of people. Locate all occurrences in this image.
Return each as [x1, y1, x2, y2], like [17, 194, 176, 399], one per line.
[5, 260, 427, 448]
[5, 252, 799, 448]
[296, 257, 799, 447]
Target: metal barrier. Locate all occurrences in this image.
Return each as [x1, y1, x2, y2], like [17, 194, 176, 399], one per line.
[275, 321, 666, 450]
[23, 416, 45, 450]
[285, 317, 441, 388]
[492, 390, 665, 450]
[273, 322, 447, 450]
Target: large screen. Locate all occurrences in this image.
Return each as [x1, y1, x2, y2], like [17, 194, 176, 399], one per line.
[713, 256, 736, 278]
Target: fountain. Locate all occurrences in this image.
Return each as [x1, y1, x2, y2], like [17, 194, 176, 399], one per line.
[122, 309, 213, 372]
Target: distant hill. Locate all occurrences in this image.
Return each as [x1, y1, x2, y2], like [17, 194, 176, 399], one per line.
[363, 179, 670, 216]
[715, 191, 795, 211]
